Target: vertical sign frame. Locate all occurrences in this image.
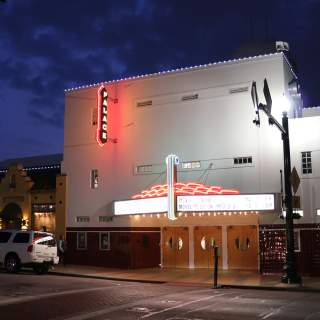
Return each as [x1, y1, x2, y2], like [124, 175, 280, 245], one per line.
[166, 154, 179, 220]
[96, 85, 108, 146]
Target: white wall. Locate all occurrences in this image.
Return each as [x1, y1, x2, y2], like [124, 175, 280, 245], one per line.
[63, 53, 317, 228]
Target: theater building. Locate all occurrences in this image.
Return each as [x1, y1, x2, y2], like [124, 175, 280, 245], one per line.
[63, 50, 320, 274]
[0, 154, 67, 239]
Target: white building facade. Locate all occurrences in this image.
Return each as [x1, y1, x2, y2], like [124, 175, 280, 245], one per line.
[62, 52, 320, 274]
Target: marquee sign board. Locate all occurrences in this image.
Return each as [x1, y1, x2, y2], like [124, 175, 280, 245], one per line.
[96, 85, 108, 146]
[177, 194, 275, 212]
[114, 197, 167, 215]
[114, 194, 275, 216]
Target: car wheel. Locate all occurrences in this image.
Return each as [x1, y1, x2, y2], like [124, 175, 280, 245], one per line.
[33, 264, 49, 275]
[5, 254, 20, 273]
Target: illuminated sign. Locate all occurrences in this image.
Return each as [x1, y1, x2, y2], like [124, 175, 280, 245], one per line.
[114, 197, 167, 215]
[166, 154, 179, 220]
[96, 85, 108, 146]
[114, 194, 275, 216]
[131, 182, 239, 199]
[178, 194, 275, 212]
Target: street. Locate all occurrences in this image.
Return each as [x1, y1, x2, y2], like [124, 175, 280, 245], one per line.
[0, 271, 320, 319]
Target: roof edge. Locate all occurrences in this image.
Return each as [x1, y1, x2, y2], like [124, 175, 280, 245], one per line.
[65, 52, 283, 93]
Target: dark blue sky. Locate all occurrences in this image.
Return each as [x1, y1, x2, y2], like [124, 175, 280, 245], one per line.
[0, 0, 319, 161]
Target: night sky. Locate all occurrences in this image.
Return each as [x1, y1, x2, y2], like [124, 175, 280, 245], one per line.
[0, 0, 319, 161]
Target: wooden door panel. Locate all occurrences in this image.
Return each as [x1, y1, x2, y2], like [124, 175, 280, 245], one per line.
[162, 227, 175, 268]
[162, 227, 189, 268]
[194, 226, 222, 268]
[227, 225, 258, 270]
[194, 227, 208, 268]
[175, 227, 189, 268]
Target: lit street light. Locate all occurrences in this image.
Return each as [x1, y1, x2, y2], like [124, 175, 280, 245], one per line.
[251, 79, 301, 284]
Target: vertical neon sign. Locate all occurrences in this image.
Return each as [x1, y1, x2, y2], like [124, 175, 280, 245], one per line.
[166, 154, 179, 220]
[96, 85, 108, 146]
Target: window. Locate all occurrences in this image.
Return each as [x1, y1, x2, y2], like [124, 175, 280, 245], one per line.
[182, 93, 198, 101]
[136, 165, 153, 173]
[234, 156, 252, 165]
[99, 232, 110, 250]
[9, 174, 16, 188]
[99, 216, 113, 222]
[33, 232, 50, 241]
[229, 86, 248, 94]
[76, 216, 90, 223]
[317, 209, 320, 216]
[92, 108, 97, 125]
[294, 230, 301, 252]
[35, 236, 56, 247]
[13, 233, 30, 243]
[182, 161, 201, 169]
[301, 151, 312, 174]
[90, 169, 99, 189]
[77, 232, 87, 250]
[282, 210, 303, 218]
[137, 100, 152, 107]
[32, 204, 55, 213]
[0, 231, 12, 243]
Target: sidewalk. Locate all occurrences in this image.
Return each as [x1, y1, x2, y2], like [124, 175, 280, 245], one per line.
[50, 265, 320, 292]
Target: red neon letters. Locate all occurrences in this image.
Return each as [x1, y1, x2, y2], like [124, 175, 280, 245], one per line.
[96, 85, 108, 146]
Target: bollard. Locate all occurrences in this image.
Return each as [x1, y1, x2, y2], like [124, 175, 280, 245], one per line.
[213, 246, 219, 288]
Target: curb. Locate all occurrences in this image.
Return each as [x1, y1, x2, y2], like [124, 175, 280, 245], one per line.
[49, 271, 166, 284]
[220, 284, 320, 293]
[49, 271, 320, 293]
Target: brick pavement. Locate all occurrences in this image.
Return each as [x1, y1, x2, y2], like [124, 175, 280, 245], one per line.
[51, 265, 320, 291]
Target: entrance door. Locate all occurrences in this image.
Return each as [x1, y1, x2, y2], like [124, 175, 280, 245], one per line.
[227, 225, 258, 270]
[194, 226, 222, 268]
[162, 227, 189, 268]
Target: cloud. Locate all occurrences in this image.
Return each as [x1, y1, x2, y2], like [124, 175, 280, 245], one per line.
[0, 0, 319, 160]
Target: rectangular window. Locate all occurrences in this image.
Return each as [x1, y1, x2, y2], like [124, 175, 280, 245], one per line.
[229, 86, 249, 94]
[92, 108, 97, 126]
[294, 230, 301, 252]
[182, 93, 198, 101]
[99, 216, 113, 222]
[76, 216, 90, 223]
[77, 232, 87, 250]
[234, 156, 252, 165]
[182, 161, 201, 169]
[0, 231, 12, 243]
[90, 169, 99, 189]
[282, 210, 303, 218]
[137, 100, 152, 107]
[136, 165, 153, 173]
[99, 232, 111, 251]
[301, 151, 312, 174]
[317, 209, 320, 216]
[13, 233, 30, 243]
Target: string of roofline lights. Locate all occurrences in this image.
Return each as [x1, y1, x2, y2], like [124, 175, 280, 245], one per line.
[0, 165, 60, 173]
[64, 53, 291, 93]
[129, 211, 260, 219]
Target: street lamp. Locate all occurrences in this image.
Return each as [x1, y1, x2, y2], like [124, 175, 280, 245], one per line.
[251, 79, 301, 284]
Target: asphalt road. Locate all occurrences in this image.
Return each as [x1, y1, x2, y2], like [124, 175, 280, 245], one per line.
[0, 270, 320, 319]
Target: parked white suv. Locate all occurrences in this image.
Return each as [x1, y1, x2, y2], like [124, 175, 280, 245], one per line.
[0, 230, 59, 274]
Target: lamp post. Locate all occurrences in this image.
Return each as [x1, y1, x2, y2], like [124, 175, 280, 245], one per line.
[251, 79, 301, 284]
[280, 111, 301, 284]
